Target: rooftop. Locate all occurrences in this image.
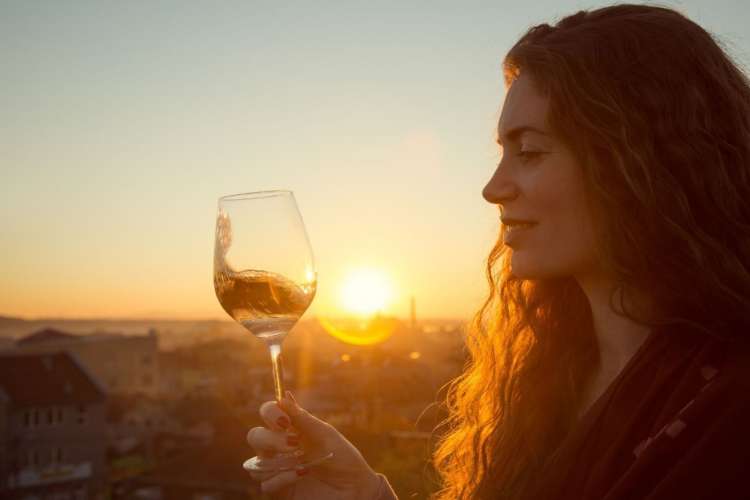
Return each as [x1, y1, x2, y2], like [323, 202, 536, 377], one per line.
[0, 351, 106, 407]
[15, 327, 157, 346]
[16, 327, 77, 346]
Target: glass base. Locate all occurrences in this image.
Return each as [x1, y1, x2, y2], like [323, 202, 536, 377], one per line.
[243, 451, 335, 472]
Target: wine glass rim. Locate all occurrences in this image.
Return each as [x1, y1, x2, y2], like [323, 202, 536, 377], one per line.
[219, 190, 293, 202]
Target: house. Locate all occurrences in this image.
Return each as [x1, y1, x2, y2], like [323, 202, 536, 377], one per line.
[0, 352, 108, 499]
[13, 328, 159, 397]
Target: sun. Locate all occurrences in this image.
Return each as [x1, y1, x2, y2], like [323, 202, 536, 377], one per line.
[339, 268, 393, 316]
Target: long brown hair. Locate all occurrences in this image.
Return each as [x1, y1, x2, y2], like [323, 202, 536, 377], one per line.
[433, 4, 750, 499]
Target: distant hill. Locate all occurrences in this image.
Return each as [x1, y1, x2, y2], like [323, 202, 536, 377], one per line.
[0, 316, 252, 350]
[0, 315, 26, 327]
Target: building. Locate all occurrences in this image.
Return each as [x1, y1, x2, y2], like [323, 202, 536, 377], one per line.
[125, 413, 260, 500]
[13, 329, 159, 397]
[0, 352, 108, 499]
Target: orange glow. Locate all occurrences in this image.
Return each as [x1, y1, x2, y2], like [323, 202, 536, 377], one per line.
[339, 268, 393, 316]
[318, 316, 397, 346]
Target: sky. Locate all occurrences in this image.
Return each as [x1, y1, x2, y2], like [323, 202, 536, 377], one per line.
[2, 0, 749, 321]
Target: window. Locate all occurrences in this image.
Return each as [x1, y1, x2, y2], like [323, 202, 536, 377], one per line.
[47, 408, 54, 425]
[23, 410, 30, 427]
[77, 405, 86, 425]
[53, 447, 63, 464]
[33, 409, 39, 426]
[142, 374, 153, 386]
[142, 355, 152, 366]
[56, 408, 63, 423]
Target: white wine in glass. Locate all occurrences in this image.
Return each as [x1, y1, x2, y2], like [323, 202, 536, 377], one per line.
[213, 190, 327, 472]
[214, 269, 315, 343]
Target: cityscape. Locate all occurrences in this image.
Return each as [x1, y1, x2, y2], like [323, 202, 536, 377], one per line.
[0, 312, 468, 499]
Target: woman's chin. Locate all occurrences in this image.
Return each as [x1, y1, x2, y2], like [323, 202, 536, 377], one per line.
[509, 255, 550, 280]
[509, 254, 533, 278]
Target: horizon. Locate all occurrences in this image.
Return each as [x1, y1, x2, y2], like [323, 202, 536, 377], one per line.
[0, 314, 465, 321]
[0, 312, 468, 323]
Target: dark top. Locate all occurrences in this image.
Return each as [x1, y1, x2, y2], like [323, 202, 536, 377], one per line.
[529, 322, 750, 499]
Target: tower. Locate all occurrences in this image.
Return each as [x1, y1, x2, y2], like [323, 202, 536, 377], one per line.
[410, 295, 417, 333]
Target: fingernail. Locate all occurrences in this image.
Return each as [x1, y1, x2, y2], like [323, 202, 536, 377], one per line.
[285, 390, 298, 406]
[295, 467, 308, 476]
[287, 435, 299, 447]
[279, 392, 299, 416]
[277, 416, 290, 429]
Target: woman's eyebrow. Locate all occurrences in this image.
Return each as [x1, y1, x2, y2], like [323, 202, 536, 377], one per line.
[496, 125, 549, 146]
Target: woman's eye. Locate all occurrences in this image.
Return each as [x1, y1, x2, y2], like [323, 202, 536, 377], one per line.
[518, 150, 543, 163]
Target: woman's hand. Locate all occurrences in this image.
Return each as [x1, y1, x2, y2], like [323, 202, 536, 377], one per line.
[246, 391, 384, 498]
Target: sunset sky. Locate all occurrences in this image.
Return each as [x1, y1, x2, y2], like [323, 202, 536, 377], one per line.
[3, 1, 749, 320]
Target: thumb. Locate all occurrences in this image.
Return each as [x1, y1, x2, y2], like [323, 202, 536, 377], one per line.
[278, 391, 332, 439]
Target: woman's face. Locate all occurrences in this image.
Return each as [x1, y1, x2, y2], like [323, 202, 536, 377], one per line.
[483, 73, 602, 280]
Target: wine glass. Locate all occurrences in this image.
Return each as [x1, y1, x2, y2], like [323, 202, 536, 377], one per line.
[213, 190, 329, 472]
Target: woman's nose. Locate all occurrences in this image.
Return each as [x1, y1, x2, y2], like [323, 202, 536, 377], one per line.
[482, 164, 518, 204]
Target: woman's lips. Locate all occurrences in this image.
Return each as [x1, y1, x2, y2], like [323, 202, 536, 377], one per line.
[504, 222, 538, 244]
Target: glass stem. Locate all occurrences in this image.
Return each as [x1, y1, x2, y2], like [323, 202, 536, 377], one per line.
[268, 342, 284, 402]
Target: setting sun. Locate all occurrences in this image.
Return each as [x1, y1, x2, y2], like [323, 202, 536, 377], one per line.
[339, 268, 393, 316]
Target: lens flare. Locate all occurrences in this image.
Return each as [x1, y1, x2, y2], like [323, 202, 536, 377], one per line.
[318, 316, 397, 346]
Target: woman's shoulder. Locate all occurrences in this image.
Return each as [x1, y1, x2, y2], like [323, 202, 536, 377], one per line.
[674, 330, 750, 413]
[604, 331, 750, 499]
[643, 331, 750, 459]
[658, 323, 750, 394]
[706, 333, 750, 395]
[702, 336, 750, 437]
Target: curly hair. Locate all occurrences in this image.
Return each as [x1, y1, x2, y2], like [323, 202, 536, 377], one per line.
[432, 4, 750, 499]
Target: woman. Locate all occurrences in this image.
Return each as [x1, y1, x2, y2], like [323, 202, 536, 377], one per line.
[246, 4, 750, 498]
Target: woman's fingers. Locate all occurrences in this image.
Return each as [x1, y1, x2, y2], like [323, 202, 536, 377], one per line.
[259, 400, 293, 432]
[246, 426, 298, 455]
[260, 469, 307, 494]
[258, 395, 335, 444]
[278, 392, 335, 440]
[248, 468, 276, 484]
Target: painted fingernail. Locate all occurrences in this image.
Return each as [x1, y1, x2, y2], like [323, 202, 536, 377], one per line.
[296, 467, 308, 476]
[287, 436, 299, 447]
[277, 416, 290, 429]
